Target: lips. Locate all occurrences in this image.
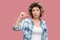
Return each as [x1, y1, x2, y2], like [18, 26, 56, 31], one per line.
[34, 15, 38, 16]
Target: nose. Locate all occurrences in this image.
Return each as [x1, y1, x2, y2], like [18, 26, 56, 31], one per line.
[34, 10, 37, 14]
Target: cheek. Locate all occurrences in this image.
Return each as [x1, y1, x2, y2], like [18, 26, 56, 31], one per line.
[37, 11, 40, 15]
[32, 10, 41, 15]
[32, 12, 35, 15]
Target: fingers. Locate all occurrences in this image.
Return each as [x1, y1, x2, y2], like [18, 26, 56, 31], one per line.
[18, 12, 30, 19]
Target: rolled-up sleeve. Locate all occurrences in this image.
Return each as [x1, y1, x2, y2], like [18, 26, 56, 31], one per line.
[13, 19, 25, 31]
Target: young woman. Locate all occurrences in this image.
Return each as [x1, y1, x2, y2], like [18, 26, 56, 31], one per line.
[13, 2, 48, 40]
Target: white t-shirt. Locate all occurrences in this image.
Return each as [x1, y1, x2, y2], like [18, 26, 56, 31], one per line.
[31, 26, 43, 40]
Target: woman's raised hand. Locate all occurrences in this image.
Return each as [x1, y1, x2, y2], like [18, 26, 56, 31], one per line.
[13, 12, 30, 27]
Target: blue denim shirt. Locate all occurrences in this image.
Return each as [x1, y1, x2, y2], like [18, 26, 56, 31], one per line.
[13, 18, 48, 40]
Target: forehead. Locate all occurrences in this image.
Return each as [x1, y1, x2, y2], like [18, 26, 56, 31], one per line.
[32, 7, 40, 10]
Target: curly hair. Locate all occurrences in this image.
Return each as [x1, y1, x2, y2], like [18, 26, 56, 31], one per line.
[28, 2, 44, 18]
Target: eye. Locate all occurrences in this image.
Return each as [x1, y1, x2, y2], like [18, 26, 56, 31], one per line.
[32, 9, 35, 12]
[37, 9, 40, 11]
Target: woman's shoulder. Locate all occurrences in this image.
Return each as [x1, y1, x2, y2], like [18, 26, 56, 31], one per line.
[41, 19, 46, 24]
[41, 19, 48, 30]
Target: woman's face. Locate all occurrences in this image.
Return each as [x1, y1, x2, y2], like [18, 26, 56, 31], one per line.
[32, 7, 40, 18]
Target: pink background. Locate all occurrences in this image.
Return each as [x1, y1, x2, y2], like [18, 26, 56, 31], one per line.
[0, 0, 60, 40]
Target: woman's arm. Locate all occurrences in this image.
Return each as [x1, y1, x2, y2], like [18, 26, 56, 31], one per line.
[13, 12, 27, 31]
[13, 19, 25, 31]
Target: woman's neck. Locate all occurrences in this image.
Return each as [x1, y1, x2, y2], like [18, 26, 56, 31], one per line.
[32, 17, 40, 21]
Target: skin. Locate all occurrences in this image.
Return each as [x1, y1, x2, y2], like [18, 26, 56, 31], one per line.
[32, 7, 41, 27]
[13, 7, 41, 28]
[32, 7, 40, 19]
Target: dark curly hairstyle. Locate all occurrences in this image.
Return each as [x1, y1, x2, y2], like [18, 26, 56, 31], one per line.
[28, 2, 44, 18]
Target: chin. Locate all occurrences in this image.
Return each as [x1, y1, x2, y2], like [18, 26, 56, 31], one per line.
[34, 16, 39, 18]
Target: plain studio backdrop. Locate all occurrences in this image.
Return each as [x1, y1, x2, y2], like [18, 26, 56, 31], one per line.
[0, 0, 60, 40]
